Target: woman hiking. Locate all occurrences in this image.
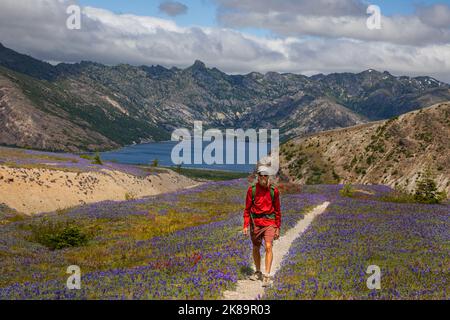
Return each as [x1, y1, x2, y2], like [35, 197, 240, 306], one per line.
[242, 166, 281, 287]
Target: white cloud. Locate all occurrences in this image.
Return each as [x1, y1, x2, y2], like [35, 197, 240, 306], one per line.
[417, 3, 450, 29]
[0, 0, 449, 83]
[83, 7, 185, 34]
[216, 0, 450, 46]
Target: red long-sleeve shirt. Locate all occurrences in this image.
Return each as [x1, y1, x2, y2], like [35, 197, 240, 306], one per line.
[243, 183, 281, 229]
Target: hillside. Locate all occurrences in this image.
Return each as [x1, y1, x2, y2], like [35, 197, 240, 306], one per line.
[1, 43, 450, 151]
[280, 102, 450, 195]
[0, 146, 197, 214]
[0, 69, 120, 151]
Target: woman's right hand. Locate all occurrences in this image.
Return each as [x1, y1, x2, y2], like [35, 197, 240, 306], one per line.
[243, 227, 248, 236]
[274, 227, 280, 240]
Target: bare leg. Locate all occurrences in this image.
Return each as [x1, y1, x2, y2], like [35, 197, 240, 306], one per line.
[265, 241, 273, 275]
[252, 244, 261, 272]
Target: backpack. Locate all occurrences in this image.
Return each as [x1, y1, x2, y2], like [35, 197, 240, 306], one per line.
[251, 183, 275, 205]
[250, 184, 277, 224]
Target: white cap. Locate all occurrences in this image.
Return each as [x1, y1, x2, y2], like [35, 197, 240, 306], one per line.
[257, 165, 272, 175]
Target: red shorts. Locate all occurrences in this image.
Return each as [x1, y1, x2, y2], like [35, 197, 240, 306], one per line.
[250, 225, 276, 246]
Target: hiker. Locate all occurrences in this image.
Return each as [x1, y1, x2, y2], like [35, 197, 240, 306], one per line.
[243, 166, 281, 287]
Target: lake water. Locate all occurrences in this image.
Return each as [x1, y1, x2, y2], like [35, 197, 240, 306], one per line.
[100, 139, 272, 173]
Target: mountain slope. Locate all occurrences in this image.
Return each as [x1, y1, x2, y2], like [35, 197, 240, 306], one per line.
[0, 65, 169, 151]
[0, 43, 58, 81]
[315, 69, 449, 119]
[0, 69, 119, 151]
[1, 43, 450, 152]
[280, 102, 450, 195]
[239, 95, 367, 140]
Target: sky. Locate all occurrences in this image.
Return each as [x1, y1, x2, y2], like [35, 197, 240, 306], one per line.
[0, 0, 450, 82]
[76, 0, 443, 28]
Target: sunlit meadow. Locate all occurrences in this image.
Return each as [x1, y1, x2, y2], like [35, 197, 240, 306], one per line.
[264, 185, 449, 300]
[0, 177, 324, 299]
[0, 150, 448, 300]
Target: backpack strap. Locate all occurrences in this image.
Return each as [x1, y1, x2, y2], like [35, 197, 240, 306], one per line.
[251, 183, 275, 204]
[252, 183, 256, 204]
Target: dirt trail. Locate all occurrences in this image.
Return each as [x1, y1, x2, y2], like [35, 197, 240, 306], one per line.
[222, 201, 330, 300]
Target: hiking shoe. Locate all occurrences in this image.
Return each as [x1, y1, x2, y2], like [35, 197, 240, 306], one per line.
[249, 271, 263, 281]
[262, 275, 273, 287]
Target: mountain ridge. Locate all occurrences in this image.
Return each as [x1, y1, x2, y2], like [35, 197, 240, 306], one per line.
[1, 43, 449, 152]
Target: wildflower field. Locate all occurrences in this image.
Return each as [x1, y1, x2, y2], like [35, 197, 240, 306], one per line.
[265, 185, 449, 299]
[0, 178, 324, 299]
[0, 178, 448, 299]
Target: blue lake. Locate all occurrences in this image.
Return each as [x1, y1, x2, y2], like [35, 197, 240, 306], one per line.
[100, 139, 272, 173]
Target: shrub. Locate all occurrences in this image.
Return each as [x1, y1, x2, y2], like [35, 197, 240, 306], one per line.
[414, 171, 447, 204]
[151, 158, 159, 167]
[306, 166, 323, 184]
[339, 184, 354, 197]
[332, 170, 340, 181]
[285, 152, 293, 161]
[379, 187, 416, 203]
[80, 154, 93, 160]
[92, 152, 103, 165]
[366, 155, 375, 165]
[125, 192, 136, 201]
[29, 220, 89, 250]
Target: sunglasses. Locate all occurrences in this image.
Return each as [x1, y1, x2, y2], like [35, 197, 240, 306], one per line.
[258, 174, 269, 177]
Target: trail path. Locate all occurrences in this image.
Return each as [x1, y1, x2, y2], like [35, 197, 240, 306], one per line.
[222, 201, 330, 300]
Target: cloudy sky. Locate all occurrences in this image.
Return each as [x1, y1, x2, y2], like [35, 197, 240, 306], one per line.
[0, 0, 449, 82]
